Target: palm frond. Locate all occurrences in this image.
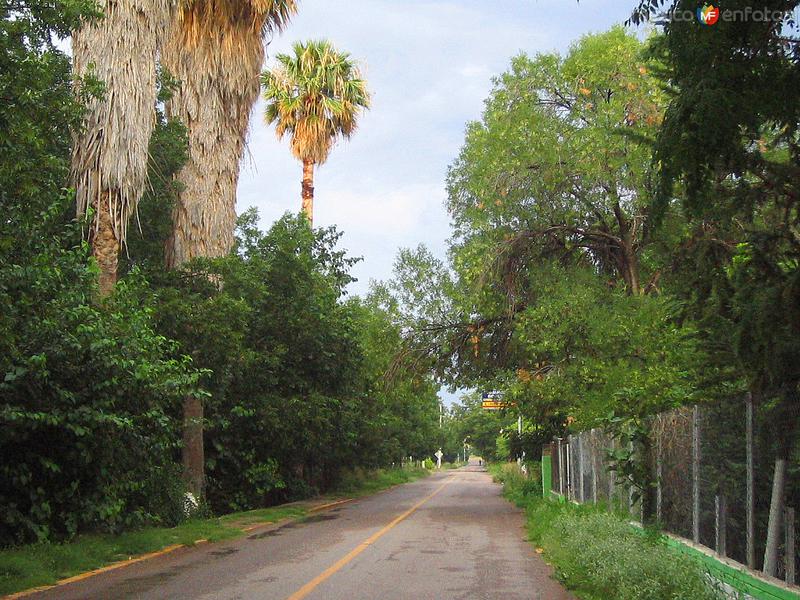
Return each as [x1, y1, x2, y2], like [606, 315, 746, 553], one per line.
[261, 38, 371, 165]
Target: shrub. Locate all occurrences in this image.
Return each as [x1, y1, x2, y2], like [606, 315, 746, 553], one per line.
[497, 469, 721, 600]
[491, 462, 542, 504]
[0, 243, 200, 544]
[538, 506, 721, 600]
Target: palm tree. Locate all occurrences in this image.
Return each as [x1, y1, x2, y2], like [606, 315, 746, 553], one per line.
[71, 0, 175, 296]
[162, 0, 297, 270]
[262, 40, 370, 226]
[160, 0, 296, 498]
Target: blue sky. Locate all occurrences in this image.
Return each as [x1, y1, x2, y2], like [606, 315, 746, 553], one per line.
[235, 0, 643, 403]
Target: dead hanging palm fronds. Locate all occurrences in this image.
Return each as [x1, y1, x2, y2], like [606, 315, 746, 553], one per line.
[71, 0, 175, 294]
[162, 0, 297, 268]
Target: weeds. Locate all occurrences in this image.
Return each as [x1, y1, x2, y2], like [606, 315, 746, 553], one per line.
[494, 462, 722, 600]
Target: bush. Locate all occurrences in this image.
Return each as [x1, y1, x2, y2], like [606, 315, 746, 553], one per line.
[538, 507, 720, 600]
[0, 241, 200, 544]
[491, 462, 542, 503]
[497, 469, 721, 600]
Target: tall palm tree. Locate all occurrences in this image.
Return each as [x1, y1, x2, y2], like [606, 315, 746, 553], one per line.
[160, 0, 296, 498]
[262, 40, 370, 226]
[71, 0, 175, 296]
[162, 0, 297, 269]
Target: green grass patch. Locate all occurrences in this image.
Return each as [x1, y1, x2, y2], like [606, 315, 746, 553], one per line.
[0, 503, 304, 596]
[332, 465, 430, 497]
[442, 461, 465, 470]
[494, 462, 723, 600]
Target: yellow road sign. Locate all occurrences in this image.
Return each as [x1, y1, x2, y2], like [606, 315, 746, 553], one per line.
[481, 399, 506, 410]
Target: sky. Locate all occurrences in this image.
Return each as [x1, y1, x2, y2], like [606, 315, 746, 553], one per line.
[236, 0, 642, 403]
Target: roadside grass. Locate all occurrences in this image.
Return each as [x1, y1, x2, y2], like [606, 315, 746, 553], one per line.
[442, 462, 465, 470]
[331, 465, 429, 497]
[0, 506, 303, 597]
[0, 466, 427, 597]
[492, 462, 723, 600]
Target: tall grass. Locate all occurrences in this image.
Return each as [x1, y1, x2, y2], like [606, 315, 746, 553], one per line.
[493, 462, 722, 600]
[332, 465, 429, 497]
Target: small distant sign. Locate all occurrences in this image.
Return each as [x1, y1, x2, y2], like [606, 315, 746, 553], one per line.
[481, 391, 507, 411]
[482, 399, 505, 410]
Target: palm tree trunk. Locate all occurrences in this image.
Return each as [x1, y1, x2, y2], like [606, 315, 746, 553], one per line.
[182, 395, 205, 499]
[162, 1, 268, 268]
[71, 0, 174, 294]
[91, 191, 121, 296]
[161, 1, 277, 494]
[301, 159, 315, 225]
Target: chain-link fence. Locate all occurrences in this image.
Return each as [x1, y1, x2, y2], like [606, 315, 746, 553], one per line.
[547, 399, 798, 588]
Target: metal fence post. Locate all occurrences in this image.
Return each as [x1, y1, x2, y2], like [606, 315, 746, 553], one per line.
[577, 434, 585, 503]
[693, 405, 701, 544]
[555, 438, 561, 496]
[786, 507, 796, 585]
[566, 437, 572, 501]
[746, 393, 756, 569]
[656, 431, 663, 524]
[608, 437, 616, 511]
[716, 495, 727, 557]
[591, 430, 598, 504]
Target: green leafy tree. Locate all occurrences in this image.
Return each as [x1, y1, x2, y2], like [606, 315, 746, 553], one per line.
[151, 211, 441, 511]
[381, 30, 706, 523]
[448, 27, 668, 300]
[630, 0, 800, 571]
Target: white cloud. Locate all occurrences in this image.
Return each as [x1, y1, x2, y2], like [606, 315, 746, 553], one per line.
[316, 183, 443, 239]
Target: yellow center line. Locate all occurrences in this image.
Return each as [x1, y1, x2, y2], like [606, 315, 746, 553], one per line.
[285, 475, 458, 600]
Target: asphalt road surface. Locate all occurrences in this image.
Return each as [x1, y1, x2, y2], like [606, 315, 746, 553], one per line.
[30, 465, 574, 600]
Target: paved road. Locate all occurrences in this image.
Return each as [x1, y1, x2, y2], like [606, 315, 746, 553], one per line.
[31, 467, 574, 600]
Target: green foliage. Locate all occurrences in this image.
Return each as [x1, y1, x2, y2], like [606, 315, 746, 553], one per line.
[498, 472, 721, 600]
[638, 1, 800, 454]
[148, 211, 441, 513]
[0, 1, 201, 546]
[446, 392, 515, 462]
[0, 224, 200, 544]
[0, 0, 98, 255]
[490, 462, 542, 502]
[447, 27, 669, 300]
[506, 264, 703, 428]
[381, 30, 703, 447]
